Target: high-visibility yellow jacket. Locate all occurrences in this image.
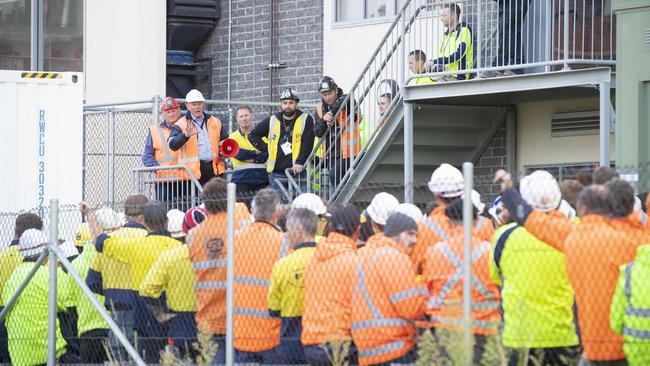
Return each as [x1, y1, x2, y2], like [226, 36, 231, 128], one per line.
[71, 242, 109, 335]
[0, 246, 22, 307]
[140, 245, 196, 312]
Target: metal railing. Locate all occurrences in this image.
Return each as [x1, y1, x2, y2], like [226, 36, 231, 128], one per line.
[289, 0, 615, 204]
[132, 165, 205, 211]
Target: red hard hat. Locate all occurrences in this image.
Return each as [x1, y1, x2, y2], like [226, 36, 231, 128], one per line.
[161, 96, 180, 111]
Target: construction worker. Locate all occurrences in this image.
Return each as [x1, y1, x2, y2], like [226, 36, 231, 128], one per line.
[408, 50, 436, 85]
[302, 205, 361, 366]
[497, 171, 648, 365]
[142, 96, 189, 210]
[2, 229, 75, 364]
[70, 223, 109, 364]
[232, 189, 285, 363]
[86, 195, 149, 361]
[268, 208, 319, 364]
[489, 171, 580, 365]
[248, 88, 315, 201]
[168, 89, 230, 186]
[167, 208, 186, 242]
[352, 212, 428, 365]
[228, 105, 269, 205]
[411, 164, 494, 275]
[359, 192, 400, 246]
[610, 245, 650, 366]
[315, 76, 361, 188]
[427, 3, 473, 81]
[291, 193, 329, 242]
[98, 201, 182, 363]
[188, 177, 230, 364]
[424, 199, 502, 362]
[0, 212, 42, 364]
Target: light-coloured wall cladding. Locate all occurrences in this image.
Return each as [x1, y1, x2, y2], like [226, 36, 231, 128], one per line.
[84, 0, 166, 104]
[517, 97, 616, 172]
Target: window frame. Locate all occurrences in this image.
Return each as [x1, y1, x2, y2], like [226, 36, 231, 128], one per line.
[333, 0, 400, 27]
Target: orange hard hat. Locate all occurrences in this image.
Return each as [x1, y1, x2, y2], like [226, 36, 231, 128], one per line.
[161, 96, 180, 111]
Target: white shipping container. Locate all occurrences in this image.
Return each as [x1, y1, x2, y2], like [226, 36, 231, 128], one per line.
[0, 70, 83, 215]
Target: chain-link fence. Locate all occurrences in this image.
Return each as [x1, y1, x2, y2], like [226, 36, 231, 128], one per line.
[3, 162, 650, 364]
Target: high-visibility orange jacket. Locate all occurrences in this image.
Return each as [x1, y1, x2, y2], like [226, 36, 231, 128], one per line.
[174, 115, 226, 179]
[233, 221, 288, 352]
[411, 206, 493, 275]
[188, 212, 228, 335]
[149, 122, 183, 180]
[301, 232, 358, 346]
[424, 226, 501, 336]
[315, 102, 360, 159]
[351, 235, 427, 366]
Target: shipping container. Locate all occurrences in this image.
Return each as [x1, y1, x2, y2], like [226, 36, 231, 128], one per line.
[0, 70, 83, 244]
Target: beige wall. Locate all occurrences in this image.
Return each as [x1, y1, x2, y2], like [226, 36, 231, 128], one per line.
[84, 0, 166, 104]
[323, 2, 444, 90]
[517, 97, 616, 171]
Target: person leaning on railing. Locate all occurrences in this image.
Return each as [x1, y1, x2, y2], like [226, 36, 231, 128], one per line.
[314, 76, 361, 188]
[142, 96, 191, 209]
[426, 3, 473, 81]
[168, 89, 230, 187]
[248, 88, 315, 200]
[407, 50, 437, 85]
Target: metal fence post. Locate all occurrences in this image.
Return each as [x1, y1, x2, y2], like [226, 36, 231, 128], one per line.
[545, 0, 552, 71]
[399, 9, 407, 86]
[226, 183, 236, 366]
[599, 81, 611, 167]
[107, 108, 116, 208]
[476, 1, 483, 74]
[152, 95, 160, 125]
[562, 0, 569, 70]
[461, 163, 473, 366]
[403, 102, 414, 203]
[47, 199, 59, 366]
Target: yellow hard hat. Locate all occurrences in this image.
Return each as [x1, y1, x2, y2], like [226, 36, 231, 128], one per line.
[74, 223, 92, 247]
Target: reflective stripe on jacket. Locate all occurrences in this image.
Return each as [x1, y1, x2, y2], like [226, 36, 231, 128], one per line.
[175, 115, 225, 179]
[316, 102, 361, 159]
[424, 226, 501, 336]
[233, 221, 288, 352]
[229, 129, 268, 185]
[149, 122, 183, 180]
[266, 113, 310, 173]
[188, 213, 229, 335]
[433, 23, 473, 80]
[352, 235, 427, 366]
[611, 245, 650, 364]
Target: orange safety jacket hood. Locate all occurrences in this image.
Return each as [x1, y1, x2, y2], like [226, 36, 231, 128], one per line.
[315, 232, 357, 261]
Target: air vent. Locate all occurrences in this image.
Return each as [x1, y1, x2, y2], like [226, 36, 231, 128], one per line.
[646, 28, 650, 45]
[551, 111, 600, 137]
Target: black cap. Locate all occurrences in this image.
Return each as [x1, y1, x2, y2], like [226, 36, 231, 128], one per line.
[280, 88, 300, 102]
[329, 205, 360, 237]
[318, 76, 337, 93]
[384, 213, 417, 237]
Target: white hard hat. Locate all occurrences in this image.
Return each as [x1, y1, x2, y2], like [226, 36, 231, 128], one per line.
[60, 240, 79, 258]
[520, 170, 561, 212]
[366, 192, 400, 225]
[462, 190, 485, 214]
[167, 209, 185, 238]
[19, 229, 49, 258]
[428, 163, 464, 198]
[292, 193, 327, 216]
[185, 89, 205, 103]
[95, 207, 120, 231]
[393, 203, 423, 223]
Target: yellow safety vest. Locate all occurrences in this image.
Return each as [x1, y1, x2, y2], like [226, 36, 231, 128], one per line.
[229, 129, 268, 172]
[435, 24, 473, 80]
[266, 113, 309, 173]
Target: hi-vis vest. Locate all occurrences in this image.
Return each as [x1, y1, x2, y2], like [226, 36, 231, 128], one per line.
[229, 129, 267, 172]
[266, 113, 312, 173]
[435, 24, 473, 80]
[316, 103, 360, 159]
[175, 115, 225, 180]
[149, 122, 183, 180]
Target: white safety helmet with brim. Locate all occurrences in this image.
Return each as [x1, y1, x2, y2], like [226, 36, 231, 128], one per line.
[292, 193, 327, 216]
[366, 192, 400, 226]
[427, 163, 464, 198]
[185, 89, 205, 103]
[520, 170, 561, 212]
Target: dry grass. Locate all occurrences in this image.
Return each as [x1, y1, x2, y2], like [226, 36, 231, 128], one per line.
[323, 338, 352, 366]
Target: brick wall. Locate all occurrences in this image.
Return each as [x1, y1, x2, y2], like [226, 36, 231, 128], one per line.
[197, 0, 324, 103]
[474, 121, 507, 203]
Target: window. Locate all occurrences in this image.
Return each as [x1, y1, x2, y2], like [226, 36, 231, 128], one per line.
[335, 0, 405, 23]
[524, 162, 615, 182]
[0, 0, 82, 71]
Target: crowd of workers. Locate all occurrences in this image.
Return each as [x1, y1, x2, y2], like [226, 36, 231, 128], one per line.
[2, 162, 650, 366]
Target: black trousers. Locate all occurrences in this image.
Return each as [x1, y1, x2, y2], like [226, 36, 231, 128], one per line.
[79, 329, 109, 364]
[494, 0, 533, 68]
[198, 160, 216, 186]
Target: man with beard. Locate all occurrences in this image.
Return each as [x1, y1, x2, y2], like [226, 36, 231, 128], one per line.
[249, 88, 316, 200]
